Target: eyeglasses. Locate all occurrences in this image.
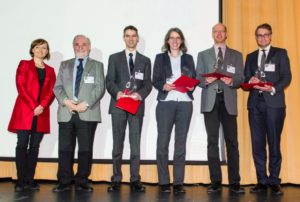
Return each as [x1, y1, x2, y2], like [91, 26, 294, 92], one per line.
[256, 33, 271, 39]
[169, 37, 181, 41]
[213, 30, 226, 34]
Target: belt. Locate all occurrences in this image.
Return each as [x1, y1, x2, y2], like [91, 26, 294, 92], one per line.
[71, 111, 79, 115]
[258, 91, 263, 97]
[214, 89, 223, 94]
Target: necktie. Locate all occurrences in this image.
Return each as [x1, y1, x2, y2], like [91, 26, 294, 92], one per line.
[217, 47, 223, 69]
[75, 58, 83, 98]
[129, 53, 134, 75]
[260, 49, 266, 70]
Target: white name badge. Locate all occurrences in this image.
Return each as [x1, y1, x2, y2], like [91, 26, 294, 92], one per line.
[226, 65, 236, 74]
[135, 71, 144, 80]
[84, 76, 94, 83]
[265, 64, 275, 72]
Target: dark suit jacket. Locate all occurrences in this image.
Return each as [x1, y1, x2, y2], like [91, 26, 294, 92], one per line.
[8, 59, 56, 133]
[152, 52, 196, 101]
[244, 46, 292, 108]
[106, 50, 152, 116]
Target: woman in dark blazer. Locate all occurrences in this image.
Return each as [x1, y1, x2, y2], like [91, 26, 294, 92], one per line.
[153, 28, 196, 193]
[8, 39, 56, 192]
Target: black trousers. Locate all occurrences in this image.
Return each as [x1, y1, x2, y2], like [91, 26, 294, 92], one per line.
[16, 117, 44, 185]
[57, 113, 97, 185]
[156, 101, 193, 185]
[204, 93, 241, 185]
[111, 113, 143, 183]
[249, 96, 285, 185]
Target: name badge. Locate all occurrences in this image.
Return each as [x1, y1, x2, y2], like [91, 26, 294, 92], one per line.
[265, 64, 275, 72]
[135, 71, 144, 80]
[226, 65, 236, 74]
[84, 76, 94, 83]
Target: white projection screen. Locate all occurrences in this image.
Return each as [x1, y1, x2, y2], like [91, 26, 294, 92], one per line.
[0, 0, 224, 162]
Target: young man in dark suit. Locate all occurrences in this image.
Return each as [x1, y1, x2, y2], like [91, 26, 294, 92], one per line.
[244, 23, 292, 195]
[106, 25, 152, 192]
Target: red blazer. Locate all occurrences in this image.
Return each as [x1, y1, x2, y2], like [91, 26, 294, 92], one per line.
[8, 59, 56, 134]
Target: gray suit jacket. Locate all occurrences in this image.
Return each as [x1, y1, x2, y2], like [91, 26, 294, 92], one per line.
[196, 46, 244, 115]
[54, 57, 105, 122]
[106, 50, 152, 116]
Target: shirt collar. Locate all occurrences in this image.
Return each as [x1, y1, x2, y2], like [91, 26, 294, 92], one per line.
[214, 44, 226, 51]
[259, 44, 271, 52]
[125, 49, 137, 57]
[75, 56, 88, 64]
[168, 51, 183, 58]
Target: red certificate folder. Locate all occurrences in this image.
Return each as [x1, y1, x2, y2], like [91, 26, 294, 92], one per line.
[202, 72, 231, 79]
[172, 75, 200, 93]
[116, 97, 141, 115]
[241, 82, 273, 90]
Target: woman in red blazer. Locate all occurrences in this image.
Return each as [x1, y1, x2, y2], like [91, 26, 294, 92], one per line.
[8, 39, 56, 192]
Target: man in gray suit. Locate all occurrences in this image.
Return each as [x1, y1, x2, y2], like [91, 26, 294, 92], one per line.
[53, 35, 105, 192]
[196, 23, 244, 194]
[106, 25, 152, 192]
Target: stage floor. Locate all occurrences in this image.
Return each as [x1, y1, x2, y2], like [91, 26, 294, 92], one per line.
[0, 181, 299, 202]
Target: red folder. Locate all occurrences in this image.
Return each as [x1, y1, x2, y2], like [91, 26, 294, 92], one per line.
[241, 82, 273, 90]
[116, 97, 141, 115]
[202, 72, 231, 79]
[172, 75, 200, 93]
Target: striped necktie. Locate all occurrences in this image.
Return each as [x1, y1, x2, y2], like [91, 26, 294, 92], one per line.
[75, 58, 83, 98]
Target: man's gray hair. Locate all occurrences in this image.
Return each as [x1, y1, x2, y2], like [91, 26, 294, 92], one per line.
[73, 34, 91, 45]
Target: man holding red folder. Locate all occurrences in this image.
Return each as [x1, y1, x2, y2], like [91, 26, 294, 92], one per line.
[106, 25, 152, 192]
[244, 23, 291, 195]
[196, 23, 244, 193]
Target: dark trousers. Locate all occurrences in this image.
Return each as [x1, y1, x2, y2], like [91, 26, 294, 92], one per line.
[16, 128, 44, 185]
[57, 113, 97, 185]
[111, 113, 143, 182]
[204, 93, 240, 185]
[249, 96, 285, 185]
[156, 101, 193, 185]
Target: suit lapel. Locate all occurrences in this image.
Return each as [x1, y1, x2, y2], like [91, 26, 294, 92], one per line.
[134, 52, 142, 75]
[162, 52, 173, 78]
[224, 46, 231, 66]
[181, 54, 185, 65]
[252, 50, 259, 72]
[28, 59, 41, 88]
[121, 51, 131, 81]
[43, 64, 52, 87]
[67, 59, 75, 95]
[208, 47, 216, 72]
[266, 46, 275, 63]
[181, 54, 192, 76]
[79, 57, 91, 89]
[83, 57, 92, 74]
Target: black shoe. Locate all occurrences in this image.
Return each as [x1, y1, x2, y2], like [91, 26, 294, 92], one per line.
[52, 184, 71, 192]
[159, 184, 171, 193]
[173, 184, 186, 194]
[250, 183, 268, 193]
[270, 184, 283, 195]
[76, 183, 93, 192]
[26, 182, 40, 191]
[15, 183, 25, 192]
[207, 182, 221, 193]
[107, 182, 121, 192]
[130, 180, 146, 192]
[229, 184, 245, 194]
